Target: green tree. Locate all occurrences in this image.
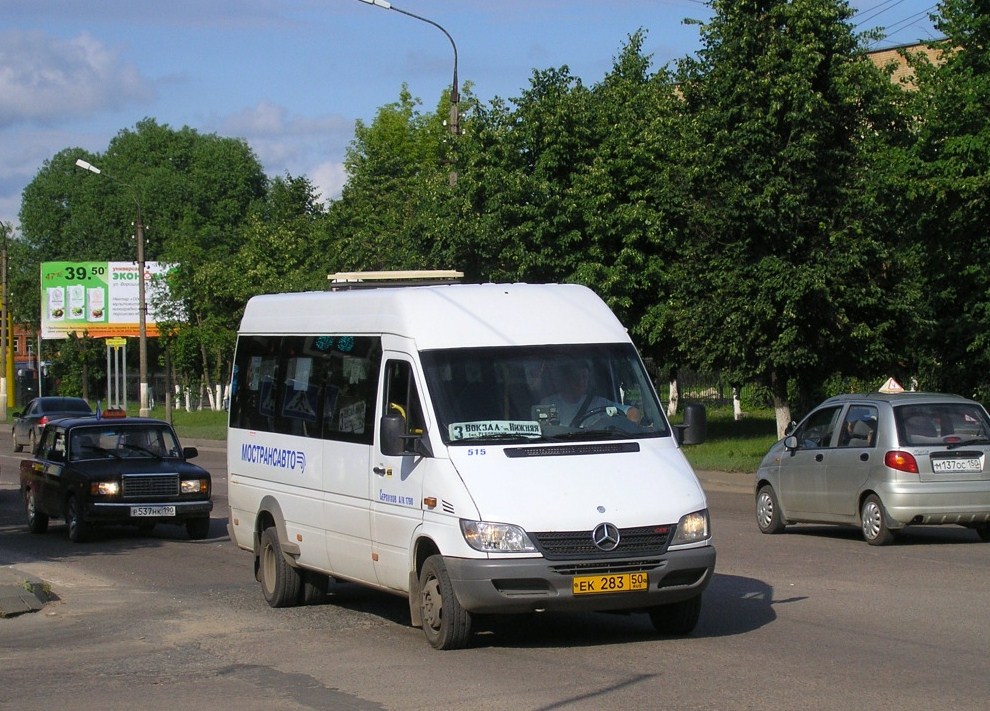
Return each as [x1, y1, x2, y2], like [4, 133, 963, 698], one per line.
[47, 333, 104, 400]
[668, 0, 926, 434]
[327, 86, 456, 272]
[19, 119, 268, 408]
[891, 0, 990, 398]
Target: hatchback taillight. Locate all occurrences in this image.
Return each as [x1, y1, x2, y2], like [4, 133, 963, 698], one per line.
[38, 416, 48, 426]
[885, 450, 919, 473]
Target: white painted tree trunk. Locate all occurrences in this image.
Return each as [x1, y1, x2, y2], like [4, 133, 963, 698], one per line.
[667, 378, 679, 418]
[733, 385, 743, 421]
[774, 403, 792, 439]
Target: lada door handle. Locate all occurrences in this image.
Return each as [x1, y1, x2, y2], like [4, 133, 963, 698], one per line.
[815, 453, 824, 462]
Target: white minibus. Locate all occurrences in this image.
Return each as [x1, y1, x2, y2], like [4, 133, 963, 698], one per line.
[226, 276, 716, 649]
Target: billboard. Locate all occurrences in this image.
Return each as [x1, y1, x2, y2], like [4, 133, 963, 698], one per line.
[41, 261, 177, 340]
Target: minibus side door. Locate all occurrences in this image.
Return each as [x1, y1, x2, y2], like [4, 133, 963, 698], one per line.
[371, 356, 428, 592]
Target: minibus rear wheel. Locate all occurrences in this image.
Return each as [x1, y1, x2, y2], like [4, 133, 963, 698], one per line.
[419, 555, 472, 650]
[260, 526, 302, 607]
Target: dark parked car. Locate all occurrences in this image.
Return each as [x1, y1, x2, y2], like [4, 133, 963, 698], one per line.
[755, 392, 990, 545]
[18, 415, 213, 542]
[12, 396, 94, 452]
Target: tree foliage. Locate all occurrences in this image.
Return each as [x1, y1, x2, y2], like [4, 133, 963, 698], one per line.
[13, 0, 990, 421]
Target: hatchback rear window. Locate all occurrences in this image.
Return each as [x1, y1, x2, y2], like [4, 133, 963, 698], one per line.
[895, 403, 990, 446]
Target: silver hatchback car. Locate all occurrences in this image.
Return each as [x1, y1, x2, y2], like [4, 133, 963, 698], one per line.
[755, 392, 990, 545]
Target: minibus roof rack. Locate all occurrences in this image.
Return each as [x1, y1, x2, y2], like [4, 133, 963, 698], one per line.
[327, 270, 464, 290]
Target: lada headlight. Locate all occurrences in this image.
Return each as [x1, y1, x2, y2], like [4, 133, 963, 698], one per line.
[91, 481, 120, 496]
[461, 520, 537, 553]
[181, 478, 208, 494]
[669, 509, 710, 546]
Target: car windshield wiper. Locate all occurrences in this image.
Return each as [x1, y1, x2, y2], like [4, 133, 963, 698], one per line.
[120, 444, 159, 458]
[946, 437, 990, 449]
[545, 429, 630, 442]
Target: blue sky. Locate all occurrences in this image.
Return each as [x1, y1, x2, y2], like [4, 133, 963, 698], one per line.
[0, 1, 941, 228]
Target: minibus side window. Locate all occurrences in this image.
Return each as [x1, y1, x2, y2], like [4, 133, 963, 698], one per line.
[229, 335, 280, 432]
[319, 337, 381, 443]
[230, 334, 381, 444]
[383, 360, 426, 454]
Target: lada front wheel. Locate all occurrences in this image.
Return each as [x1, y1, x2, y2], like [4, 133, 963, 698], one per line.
[65, 495, 90, 543]
[185, 517, 210, 540]
[418, 555, 471, 650]
[259, 526, 301, 607]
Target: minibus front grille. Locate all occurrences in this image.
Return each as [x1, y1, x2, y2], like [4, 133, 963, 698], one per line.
[532, 525, 672, 560]
[551, 559, 664, 575]
[505, 442, 640, 458]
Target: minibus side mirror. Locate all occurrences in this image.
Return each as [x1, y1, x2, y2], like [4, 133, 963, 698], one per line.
[380, 413, 433, 458]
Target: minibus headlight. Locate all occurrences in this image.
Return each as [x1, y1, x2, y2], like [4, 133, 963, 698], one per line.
[461, 520, 537, 553]
[670, 509, 710, 546]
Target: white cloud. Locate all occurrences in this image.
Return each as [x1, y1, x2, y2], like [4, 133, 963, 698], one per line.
[0, 30, 154, 128]
[308, 160, 349, 204]
[218, 101, 354, 202]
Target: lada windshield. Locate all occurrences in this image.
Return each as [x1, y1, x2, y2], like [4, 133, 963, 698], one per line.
[70, 424, 183, 461]
[421, 343, 670, 445]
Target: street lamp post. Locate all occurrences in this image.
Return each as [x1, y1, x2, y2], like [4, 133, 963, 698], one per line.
[74, 159, 151, 418]
[357, 0, 460, 137]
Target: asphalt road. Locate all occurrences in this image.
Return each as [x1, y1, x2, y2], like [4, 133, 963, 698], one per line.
[1, 440, 989, 710]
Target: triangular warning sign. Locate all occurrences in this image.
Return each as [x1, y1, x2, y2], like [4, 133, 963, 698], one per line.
[878, 377, 904, 394]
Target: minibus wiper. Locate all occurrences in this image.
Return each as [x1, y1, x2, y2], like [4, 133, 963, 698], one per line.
[546, 429, 629, 442]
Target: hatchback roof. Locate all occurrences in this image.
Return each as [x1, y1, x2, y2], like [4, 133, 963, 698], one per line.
[820, 392, 977, 406]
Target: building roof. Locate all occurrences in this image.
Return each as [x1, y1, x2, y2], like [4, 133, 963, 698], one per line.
[867, 41, 947, 88]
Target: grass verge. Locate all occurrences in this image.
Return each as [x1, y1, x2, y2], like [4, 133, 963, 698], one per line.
[674, 405, 779, 473]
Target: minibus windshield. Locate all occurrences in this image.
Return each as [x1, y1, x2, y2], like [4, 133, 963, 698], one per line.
[420, 344, 671, 445]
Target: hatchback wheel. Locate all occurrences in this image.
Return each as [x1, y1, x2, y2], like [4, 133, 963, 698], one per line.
[861, 494, 895, 546]
[756, 485, 786, 534]
[12, 429, 22, 453]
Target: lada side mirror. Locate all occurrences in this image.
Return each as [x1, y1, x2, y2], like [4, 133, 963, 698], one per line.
[380, 413, 433, 458]
[784, 435, 799, 451]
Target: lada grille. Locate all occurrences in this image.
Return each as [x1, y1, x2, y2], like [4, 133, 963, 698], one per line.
[122, 473, 179, 499]
[532, 524, 672, 561]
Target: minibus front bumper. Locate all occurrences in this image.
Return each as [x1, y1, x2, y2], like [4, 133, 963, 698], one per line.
[442, 545, 716, 614]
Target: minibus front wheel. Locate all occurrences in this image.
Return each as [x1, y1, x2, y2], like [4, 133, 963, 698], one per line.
[649, 594, 702, 636]
[260, 526, 302, 607]
[419, 555, 472, 650]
